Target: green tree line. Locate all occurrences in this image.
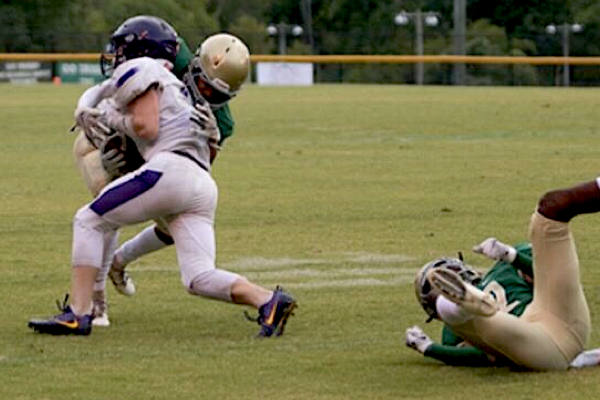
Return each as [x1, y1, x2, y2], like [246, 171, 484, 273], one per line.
[1, 0, 599, 85]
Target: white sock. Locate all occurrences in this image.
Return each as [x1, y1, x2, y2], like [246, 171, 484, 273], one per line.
[94, 230, 119, 291]
[436, 296, 474, 325]
[116, 225, 168, 266]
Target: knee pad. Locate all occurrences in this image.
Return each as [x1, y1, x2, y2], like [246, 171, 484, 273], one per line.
[187, 269, 240, 302]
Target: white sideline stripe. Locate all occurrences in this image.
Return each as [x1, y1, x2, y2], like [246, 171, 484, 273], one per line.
[246, 267, 415, 279]
[288, 276, 412, 289]
[341, 252, 414, 263]
[223, 257, 329, 269]
[223, 252, 415, 270]
[126, 252, 417, 289]
[132, 252, 415, 272]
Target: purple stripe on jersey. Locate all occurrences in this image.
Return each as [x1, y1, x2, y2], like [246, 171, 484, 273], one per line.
[90, 170, 162, 216]
[117, 67, 138, 87]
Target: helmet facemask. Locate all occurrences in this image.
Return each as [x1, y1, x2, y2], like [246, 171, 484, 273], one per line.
[185, 58, 238, 109]
[414, 257, 482, 322]
[100, 43, 116, 78]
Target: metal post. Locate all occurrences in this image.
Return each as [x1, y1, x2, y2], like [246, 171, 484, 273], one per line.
[453, 0, 466, 85]
[301, 0, 314, 52]
[414, 10, 424, 85]
[277, 23, 287, 55]
[561, 23, 570, 87]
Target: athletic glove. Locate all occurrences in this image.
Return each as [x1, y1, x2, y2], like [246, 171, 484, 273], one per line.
[472, 238, 517, 263]
[101, 100, 135, 136]
[405, 326, 433, 354]
[192, 101, 220, 144]
[100, 132, 145, 180]
[74, 106, 111, 149]
[101, 148, 127, 181]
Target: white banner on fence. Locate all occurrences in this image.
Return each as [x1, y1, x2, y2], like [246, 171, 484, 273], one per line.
[256, 62, 314, 86]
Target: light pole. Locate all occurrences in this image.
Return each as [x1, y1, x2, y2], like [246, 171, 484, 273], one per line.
[266, 22, 304, 55]
[546, 23, 583, 87]
[453, 0, 466, 85]
[394, 10, 440, 85]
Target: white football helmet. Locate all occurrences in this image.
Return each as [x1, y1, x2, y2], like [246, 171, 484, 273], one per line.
[414, 257, 481, 322]
[186, 33, 250, 108]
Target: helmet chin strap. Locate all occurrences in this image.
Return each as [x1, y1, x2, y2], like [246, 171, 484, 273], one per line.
[182, 65, 232, 110]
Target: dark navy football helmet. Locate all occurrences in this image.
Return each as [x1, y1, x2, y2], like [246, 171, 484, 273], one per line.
[101, 15, 178, 76]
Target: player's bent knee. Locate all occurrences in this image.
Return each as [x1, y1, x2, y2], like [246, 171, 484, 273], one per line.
[74, 206, 103, 229]
[187, 269, 240, 302]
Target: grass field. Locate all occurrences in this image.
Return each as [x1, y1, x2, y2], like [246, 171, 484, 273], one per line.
[1, 83, 600, 399]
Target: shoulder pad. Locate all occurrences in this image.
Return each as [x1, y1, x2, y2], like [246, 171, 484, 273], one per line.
[111, 58, 165, 107]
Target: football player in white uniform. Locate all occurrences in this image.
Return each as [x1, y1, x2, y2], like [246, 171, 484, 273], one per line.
[73, 30, 252, 327]
[28, 16, 297, 337]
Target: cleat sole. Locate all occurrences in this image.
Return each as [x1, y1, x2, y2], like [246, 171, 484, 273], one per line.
[276, 301, 298, 336]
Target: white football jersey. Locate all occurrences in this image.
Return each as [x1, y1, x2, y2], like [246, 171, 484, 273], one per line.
[107, 57, 211, 169]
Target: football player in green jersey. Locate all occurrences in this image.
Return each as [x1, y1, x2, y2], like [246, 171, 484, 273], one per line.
[407, 237, 600, 369]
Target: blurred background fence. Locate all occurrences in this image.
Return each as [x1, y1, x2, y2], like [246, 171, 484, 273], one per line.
[2, 0, 600, 86]
[1, 53, 599, 87]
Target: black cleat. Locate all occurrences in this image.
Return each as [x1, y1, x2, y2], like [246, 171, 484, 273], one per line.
[28, 296, 93, 336]
[246, 286, 297, 337]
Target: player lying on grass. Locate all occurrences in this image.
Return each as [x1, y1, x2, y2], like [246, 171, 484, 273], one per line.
[73, 27, 251, 327]
[29, 15, 297, 338]
[407, 178, 600, 371]
[406, 238, 600, 368]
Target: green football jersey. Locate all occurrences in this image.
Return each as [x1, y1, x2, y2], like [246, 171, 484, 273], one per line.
[426, 243, 533, 366]
[173, 37, 235, 145]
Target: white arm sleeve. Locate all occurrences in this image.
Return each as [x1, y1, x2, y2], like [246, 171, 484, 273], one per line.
[76, 80, 113, 109]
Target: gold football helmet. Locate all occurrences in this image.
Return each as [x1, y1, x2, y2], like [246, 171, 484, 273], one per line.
[187, 33, 250, 108]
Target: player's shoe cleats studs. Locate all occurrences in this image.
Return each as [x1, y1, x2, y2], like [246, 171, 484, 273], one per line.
[28, 296, 93, 336]
[245, 286, 297, 337]
[428, 267, 497, 317]
[108, 262, 136, 296]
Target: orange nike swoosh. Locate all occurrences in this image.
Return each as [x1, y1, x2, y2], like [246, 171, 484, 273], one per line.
[265, 305, 277, 326]
[56, 320, 79, 329]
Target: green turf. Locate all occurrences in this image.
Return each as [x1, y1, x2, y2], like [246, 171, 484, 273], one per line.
[1, 83, 600, 399]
